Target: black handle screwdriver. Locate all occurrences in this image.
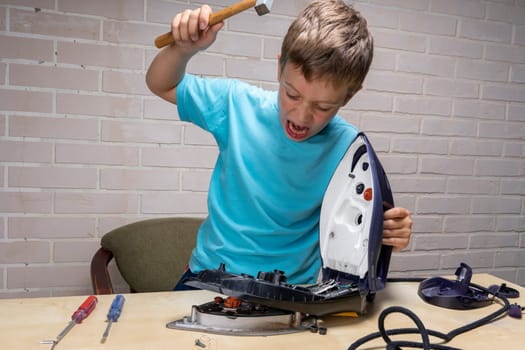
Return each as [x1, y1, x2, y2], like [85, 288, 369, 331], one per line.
[101, 294, 125, 343]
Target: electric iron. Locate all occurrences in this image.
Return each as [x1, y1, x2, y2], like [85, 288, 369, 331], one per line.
[167, 132, 395, 335]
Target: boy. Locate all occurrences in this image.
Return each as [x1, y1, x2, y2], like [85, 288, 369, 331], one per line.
[146, 0, 412, 286]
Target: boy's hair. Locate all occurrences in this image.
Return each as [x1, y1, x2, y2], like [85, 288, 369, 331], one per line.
[280, 0, 373, 94]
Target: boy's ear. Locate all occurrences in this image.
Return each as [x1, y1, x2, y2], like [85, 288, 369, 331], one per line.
[343, 85, 362, 105]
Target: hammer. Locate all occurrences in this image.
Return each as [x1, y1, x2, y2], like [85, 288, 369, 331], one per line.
[154, 0, 273, 49]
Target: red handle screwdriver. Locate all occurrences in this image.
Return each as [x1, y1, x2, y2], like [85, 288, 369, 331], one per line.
[42, 295, 98, 349]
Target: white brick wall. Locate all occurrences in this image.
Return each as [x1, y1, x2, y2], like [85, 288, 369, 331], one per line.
[0, 0, 524, 298]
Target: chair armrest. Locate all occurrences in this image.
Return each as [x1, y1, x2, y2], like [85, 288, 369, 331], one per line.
[90, 247, 115, 295]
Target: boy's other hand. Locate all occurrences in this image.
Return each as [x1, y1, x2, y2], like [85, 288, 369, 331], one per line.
[171, 5, 223, 53]
[382, 207, 412, 252]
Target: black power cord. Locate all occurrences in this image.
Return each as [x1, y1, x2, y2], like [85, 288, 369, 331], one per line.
[348, 280, 511, 350]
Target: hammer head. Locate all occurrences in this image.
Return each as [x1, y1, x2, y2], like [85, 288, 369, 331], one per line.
[254, 0, 273, 16]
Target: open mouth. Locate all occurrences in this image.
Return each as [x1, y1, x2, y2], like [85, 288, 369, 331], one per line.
[286, 121, 309, 141]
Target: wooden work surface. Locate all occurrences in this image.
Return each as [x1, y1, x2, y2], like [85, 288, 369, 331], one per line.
[1, 274, 523, 350]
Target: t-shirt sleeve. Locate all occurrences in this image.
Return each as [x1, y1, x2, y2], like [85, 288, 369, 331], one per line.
[176, 74, 230, 134]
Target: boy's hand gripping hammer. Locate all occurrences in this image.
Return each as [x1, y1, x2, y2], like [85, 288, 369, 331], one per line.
[154, 0, 273, 48]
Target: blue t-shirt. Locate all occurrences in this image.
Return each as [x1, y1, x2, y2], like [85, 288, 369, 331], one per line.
[176, 74, 358, 284]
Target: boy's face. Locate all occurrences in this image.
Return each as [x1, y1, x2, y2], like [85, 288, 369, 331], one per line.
[277, 62, 352, 142]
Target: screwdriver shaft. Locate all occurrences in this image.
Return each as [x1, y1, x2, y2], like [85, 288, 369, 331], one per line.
[101, 320, 113, 343]
[56, 320, 76, 342]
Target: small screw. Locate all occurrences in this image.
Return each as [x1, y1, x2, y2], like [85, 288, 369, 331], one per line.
[319, 326, 327, 335]
[195, 338, 206, 348]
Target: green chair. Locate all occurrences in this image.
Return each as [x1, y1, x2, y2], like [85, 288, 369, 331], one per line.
[90, 217, 203, 294]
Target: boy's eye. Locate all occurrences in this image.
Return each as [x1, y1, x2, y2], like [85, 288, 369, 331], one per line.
[316, 105, 332, 112]
[286, 91, 300, 100]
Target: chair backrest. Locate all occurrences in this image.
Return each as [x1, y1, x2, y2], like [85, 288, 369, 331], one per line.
[91, 217, 203, 294]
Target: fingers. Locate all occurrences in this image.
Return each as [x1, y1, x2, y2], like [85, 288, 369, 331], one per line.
[171, 5, 215, 47]
[382, 207, 413, 251]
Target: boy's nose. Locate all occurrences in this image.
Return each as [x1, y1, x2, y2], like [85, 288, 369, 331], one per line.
[296, 104, 313, 124]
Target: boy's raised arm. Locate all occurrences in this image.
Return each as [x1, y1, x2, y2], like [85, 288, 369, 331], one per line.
[146, 5, 223, 104]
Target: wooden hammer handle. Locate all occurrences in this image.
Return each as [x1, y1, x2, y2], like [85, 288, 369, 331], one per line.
[154, 0, 256, 49]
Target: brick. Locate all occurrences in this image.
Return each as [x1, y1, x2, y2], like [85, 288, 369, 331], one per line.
[400, 12, 457, 36]
[472, 197, 522, 215]
[54, 241, 100, 263]
[416, 196, 471, 214]
[0, 7, 4, 30]
[457, 59, 509, 82]
[485, 44, 525, 64]
[58, 0, 144, 21]
[453, 100, 505, 120]
[183, 125, 216, 146]
[210, 32, 262, 58]
[2, 0, 54, 9]
[516, 25, 525, 46]
[102, 70, 150, 95]
[429, 37, 483, 59]
[347, 91, 393, 112]
[361, 114, 420, 134]
[101, 120, 182, 143]
[8, 166, 97, 189]
[103, 20, 162, 46]
[181, 170, 213, 192]
[411, 216, 443, 234]
[510, 64, 525, 83]
[57, 93, 142, 118]
[365, 71, 422, 94]
[368, 0, 429, 11]
[0, 62, 5, 83]
[475, 159, 523, 176]
[11, 8, 100, 40]
[0, 36, 53, 62]
[431, 0, 485, 18]
[55, 193, 139, 214]
[0, 89, 52, 113]
[470, 233, 519, 249]
[398, 53, 455, 77]
[446, 177, 499, 195]
[100, 168, 180, 190]
[187, 52, 226, 77]
[0, 241, 50, 264]
[425, 78, 479, 98]
[263, 37, 282, 60]
[396, 97, 451, 116]
[503, 142, 525, 157]
[0, 140, 53, 163]
[484, 83, 525, 103]
[372, 29, 426, 52]
[422, 118, 476, 137]
[487, 2, 525, 25]
[479, 121, 525, 139]
[141, 192, 208, 214]
[229, 12, 291, 37]
[10, 63, 99, 91]
[0, 115, 5, 136]
[7, 265, 90, 289]
[270, 0, 310, 16]
[9, 115, 98, 140]
[358, 4, 398, 29]
[369, 155, 418, 175]
[144, 97, 179, 121]
[495, 249, 524, 268]
[421, 157, 474, 175]
[414, 234, 468, 251]
[388, 253, 442, 272]
[450, 139, 503, 157]
[500, 179, 525, 195]
[57, 41, 143, 70]
[226, 57, 277, 82]
[98, 216, 149, 236]
[142, 146, 219, 168]
[370, 49, 396, 71]
[441, 251, 495, 269]
[146, 0, 190, 24]
[56, 143, 139, 166]
[8, 217, 96, 239]
[391, 136, 448, 154]
[0, 192, 52, 214]
[388, 176, 446, 194]
[444, 216, 496, 233]
[460, 17, 512, 43]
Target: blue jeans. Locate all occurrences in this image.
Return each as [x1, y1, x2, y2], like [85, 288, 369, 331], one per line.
[173, 267, 200, 291]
